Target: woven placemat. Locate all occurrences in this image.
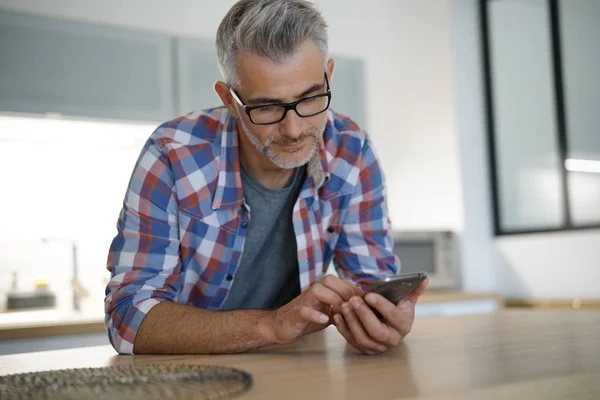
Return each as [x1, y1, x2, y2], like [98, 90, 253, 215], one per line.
[0, 363, 253, 400]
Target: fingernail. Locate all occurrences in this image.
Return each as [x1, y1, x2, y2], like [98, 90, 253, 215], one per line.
[319, 314, 329, 323]
[342, 304, 350, 314]
[333, 314, 341, 325]
[351, 298, 360, 309]
[366, 294, 377, 305]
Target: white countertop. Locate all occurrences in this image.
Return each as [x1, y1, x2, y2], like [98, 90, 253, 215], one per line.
[0, 308, 103, 329]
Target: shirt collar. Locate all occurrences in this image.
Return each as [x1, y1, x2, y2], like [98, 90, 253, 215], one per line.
[211, 109, 334, 210]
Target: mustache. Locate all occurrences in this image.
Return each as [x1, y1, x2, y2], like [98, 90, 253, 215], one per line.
[270, 128, 321, 146]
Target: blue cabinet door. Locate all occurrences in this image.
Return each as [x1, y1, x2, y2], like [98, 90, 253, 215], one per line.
[0, 11, 175, 122]
[174, 37, 223, 115]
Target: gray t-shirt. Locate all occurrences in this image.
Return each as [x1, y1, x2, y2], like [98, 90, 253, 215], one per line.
[220, 163, 306, 311]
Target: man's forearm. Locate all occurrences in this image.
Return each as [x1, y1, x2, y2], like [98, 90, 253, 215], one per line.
[133, 301, 275, 354]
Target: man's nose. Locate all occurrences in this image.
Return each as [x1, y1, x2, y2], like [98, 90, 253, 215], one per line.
[279, 109, 304, 138]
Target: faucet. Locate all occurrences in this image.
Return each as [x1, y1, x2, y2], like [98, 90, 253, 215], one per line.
[41, 237, 88, 312]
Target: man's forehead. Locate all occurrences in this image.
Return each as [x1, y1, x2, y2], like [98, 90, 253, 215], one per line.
[235, 41, 325, 94]
[238, 66, 323, 91]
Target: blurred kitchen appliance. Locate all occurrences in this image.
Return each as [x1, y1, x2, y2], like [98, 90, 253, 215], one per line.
[392, 230, 461, 290]
[6, 274, 57, 311]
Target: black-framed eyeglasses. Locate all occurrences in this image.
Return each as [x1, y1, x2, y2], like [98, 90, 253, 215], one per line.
[229, 72, 332, 125]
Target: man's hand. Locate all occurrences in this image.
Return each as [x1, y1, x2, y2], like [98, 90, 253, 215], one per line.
[333, 279, 429, 355]
[269, 275, 364, 345]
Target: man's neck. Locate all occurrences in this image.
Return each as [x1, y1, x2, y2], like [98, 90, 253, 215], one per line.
[238, 137, 295, 191]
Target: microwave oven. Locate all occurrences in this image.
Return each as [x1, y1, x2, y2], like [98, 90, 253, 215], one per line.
[391, 230, 461, 290]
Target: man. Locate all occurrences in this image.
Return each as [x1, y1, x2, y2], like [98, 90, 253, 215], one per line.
[105, 0, 428, 356]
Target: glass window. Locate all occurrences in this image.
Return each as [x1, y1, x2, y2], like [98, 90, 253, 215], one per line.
[488, 0, 565, 231]
[560, 0, 600, 225]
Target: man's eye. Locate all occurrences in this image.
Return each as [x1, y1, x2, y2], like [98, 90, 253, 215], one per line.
[257, 107, 275, 113]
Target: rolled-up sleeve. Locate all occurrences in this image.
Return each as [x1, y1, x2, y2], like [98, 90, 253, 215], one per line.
[104, 136, 181, 354]
[333, 137, 400, 290]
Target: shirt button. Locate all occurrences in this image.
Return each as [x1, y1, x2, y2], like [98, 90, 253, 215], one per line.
[241, 221, 248, 229]
[226, 275, 233, 281]
[327, 226, 334, 233]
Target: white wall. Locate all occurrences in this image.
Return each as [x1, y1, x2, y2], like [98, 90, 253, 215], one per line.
[449, 0, 495, 292]
[363, 0, 463, 232]
[0, 0, 236, 37]
[496, 231, 600, 299]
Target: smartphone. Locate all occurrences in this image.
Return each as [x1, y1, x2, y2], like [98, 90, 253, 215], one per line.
[363, 272, 427, 321]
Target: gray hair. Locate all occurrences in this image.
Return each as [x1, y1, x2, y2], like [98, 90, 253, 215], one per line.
[216, 0, 329, 88]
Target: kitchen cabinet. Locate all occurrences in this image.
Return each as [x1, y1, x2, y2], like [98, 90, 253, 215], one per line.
[0, 10, 368, 127]
[0, 11, 175, 122]
[174, 37, 223, 115]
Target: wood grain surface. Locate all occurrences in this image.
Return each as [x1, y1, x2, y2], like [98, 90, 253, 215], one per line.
[1, 310, 599, 399]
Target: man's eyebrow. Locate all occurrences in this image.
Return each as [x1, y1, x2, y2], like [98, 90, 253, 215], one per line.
[245, 82, 325, 105]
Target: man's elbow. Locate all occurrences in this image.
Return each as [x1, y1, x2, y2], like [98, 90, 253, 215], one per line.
[105, 313, 136, 355]
[105, 294, 165, 355]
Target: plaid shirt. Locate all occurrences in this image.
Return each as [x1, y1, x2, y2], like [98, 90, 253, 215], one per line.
[105, 107, 400, 354]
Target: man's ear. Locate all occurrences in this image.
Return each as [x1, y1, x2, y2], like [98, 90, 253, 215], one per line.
[214, 81, 239, 117]
[326, 58, 335, 82]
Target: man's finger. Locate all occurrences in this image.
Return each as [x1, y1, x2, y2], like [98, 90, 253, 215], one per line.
[406, 278, 429, 303]
[309, 283, 345, 311]
[341, 302, 388, 353]
[342, 279, 365, 296]
[299, 306, 330, 325]
[333, 314, 383, 356]
[396, 298, 416, 336]
[333, 314, 354, 343]
[364, 292, 410, 335]
[350, 296, 401, 347]
[319, 275, 358, 303]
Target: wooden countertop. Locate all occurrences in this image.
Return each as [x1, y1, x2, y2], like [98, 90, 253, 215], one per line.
[0, 309, 105, 340]
[416, 290, 501, 304]
[1, 310, 599, 399]
[0, 319, 106, 340]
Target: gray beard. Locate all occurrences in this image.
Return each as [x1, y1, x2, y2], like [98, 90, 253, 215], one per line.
[238, 114, 325, 170]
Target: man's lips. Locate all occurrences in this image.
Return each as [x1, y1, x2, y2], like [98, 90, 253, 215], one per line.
[277, 138, 305, 148]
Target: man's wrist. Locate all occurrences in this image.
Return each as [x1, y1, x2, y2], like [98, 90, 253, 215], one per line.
[256, 310, 277, 345]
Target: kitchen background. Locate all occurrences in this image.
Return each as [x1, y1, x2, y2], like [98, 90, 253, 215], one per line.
[0, 115, 155, 316]
[0, 0, 598, 333]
